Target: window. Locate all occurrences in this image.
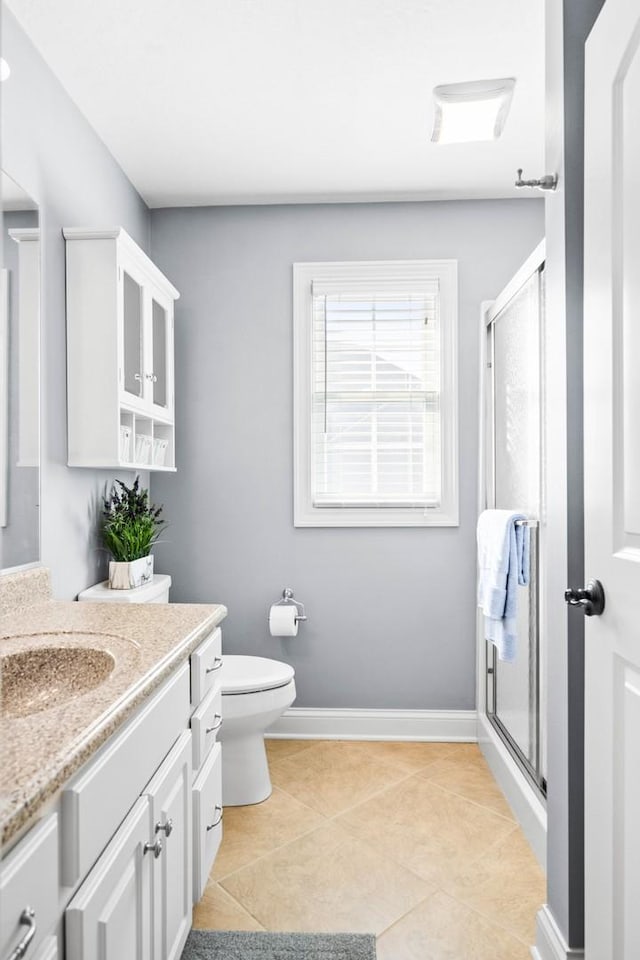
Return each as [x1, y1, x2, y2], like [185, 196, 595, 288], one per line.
[294, 260, 458, 526]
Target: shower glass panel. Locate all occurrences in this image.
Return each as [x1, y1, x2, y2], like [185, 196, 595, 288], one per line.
[486, 264, 544, 792]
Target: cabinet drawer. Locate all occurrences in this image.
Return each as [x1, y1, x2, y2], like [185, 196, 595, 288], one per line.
[61, 663, 190, 886]
[190, 628, 222, 707]
[191, 681, 223, 772]
[192, 742, 222, 903]
[0, 814, 59, 960]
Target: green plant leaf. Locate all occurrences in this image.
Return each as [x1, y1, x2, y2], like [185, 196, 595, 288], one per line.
[102, 476, 166, 562]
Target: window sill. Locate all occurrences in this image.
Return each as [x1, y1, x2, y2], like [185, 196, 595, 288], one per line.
[293, 505, 459, 527]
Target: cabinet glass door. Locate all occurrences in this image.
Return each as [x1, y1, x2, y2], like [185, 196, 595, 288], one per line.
[152, 298, 169, 410]
[123, 271, 144, 401]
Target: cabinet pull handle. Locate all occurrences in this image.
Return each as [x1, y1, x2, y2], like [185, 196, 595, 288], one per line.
[7, 907, 36, 960]
[134, 373, 143, 382]
[145, 373, 158, 383]
[206, 806, 223, 831]
[206, 714, 223, 734]
[155, 818, 173, 837]
[206, 657, 223, 674]
[144, 837, 163, 859]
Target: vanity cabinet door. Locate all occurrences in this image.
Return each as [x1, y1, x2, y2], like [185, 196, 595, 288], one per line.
[66, 797, 154, 960]
[143, 731, 192, 960]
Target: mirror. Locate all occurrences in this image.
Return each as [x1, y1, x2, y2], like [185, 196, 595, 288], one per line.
[0, 171, 40, 569]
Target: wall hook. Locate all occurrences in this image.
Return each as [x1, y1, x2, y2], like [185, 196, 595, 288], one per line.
[515, 168, 558, 191]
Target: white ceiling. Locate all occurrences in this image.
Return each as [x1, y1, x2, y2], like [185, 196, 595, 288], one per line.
[6, 0, 545, 208]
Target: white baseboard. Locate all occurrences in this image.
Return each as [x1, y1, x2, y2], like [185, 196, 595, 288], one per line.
[477, 713, 547, 870]
[266, 707, 477, 742]
[531, 905, 583, 960]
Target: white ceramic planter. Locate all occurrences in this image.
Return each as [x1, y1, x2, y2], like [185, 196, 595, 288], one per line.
[108, 554, 154, 590]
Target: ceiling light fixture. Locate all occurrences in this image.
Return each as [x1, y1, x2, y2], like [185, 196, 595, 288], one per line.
[431, 78, 516, 144]
[0, 59, 10, 82]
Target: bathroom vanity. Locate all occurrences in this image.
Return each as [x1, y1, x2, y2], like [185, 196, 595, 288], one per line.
[0, 568, 227, 960]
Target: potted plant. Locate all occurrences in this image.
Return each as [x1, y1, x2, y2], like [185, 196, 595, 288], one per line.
[102, 477, 166, 589]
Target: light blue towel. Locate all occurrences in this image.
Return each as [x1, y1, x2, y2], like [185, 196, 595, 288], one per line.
[477, 509, 530, 662]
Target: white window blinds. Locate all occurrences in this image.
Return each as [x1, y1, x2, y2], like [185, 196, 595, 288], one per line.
[310, 282, 441, 508]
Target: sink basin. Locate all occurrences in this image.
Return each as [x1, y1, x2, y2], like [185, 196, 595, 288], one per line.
[1, 646, 116, 719]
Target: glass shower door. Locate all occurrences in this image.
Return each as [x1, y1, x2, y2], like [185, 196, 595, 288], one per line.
[485, 263, 545, 792]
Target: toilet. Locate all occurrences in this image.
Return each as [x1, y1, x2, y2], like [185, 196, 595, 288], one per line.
[77, 574, 296, 807]
[218, 655, 296, 806]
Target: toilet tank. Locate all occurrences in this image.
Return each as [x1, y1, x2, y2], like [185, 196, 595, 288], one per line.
[77, 574, 172, 604]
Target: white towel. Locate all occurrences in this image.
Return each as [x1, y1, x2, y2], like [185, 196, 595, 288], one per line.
[477, 509, 530, 663]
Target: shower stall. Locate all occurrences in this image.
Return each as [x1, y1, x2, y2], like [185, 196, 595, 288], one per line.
[478, 241, 547, 845]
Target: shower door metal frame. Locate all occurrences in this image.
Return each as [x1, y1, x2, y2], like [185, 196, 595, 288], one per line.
[483, 242, 546, 797]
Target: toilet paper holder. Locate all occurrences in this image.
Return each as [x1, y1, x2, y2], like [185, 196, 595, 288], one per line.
[272, 588, 308, 624]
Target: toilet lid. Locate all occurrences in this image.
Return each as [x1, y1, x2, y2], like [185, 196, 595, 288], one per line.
[221, 655, 295, 694]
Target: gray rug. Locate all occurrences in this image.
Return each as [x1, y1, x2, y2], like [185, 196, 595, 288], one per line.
[181, 930, 377, 959]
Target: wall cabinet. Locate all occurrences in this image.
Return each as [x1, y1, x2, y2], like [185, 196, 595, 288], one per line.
[64, 228, 179, 471]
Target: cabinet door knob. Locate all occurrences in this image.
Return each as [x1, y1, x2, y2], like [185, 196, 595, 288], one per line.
[145, 373, 158, 383]
[144, 837, 163, 859]
[7, 907, 36, 960]
[206, 657, 223, 675]
[155, 818, 173, 837]
[134, 373, 143, 382]
[206, 805, 223, 831]
[206, 714, 223, 734]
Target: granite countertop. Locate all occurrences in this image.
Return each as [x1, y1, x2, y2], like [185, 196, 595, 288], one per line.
[0, 595, 227, 848]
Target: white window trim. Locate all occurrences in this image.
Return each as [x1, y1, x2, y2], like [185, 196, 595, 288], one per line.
[293, 259, 459, 527]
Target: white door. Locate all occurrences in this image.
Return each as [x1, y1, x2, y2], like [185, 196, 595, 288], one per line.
[584, 2, 640, 957]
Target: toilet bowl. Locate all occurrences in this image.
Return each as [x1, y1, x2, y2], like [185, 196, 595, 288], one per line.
[218, 655, 296, 806]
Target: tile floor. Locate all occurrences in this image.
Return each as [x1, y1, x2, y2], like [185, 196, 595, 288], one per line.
[193, 740, 545, 959]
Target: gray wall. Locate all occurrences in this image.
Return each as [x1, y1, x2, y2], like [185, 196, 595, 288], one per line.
[543, 0, 605, 949]
[150, 199, 544, 709]
[1, 6, 150, 597]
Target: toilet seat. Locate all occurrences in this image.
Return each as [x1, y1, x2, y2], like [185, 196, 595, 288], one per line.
[221, 655, 295, 695]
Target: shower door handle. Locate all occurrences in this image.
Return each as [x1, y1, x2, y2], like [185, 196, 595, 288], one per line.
[564, 579, 605, 617]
